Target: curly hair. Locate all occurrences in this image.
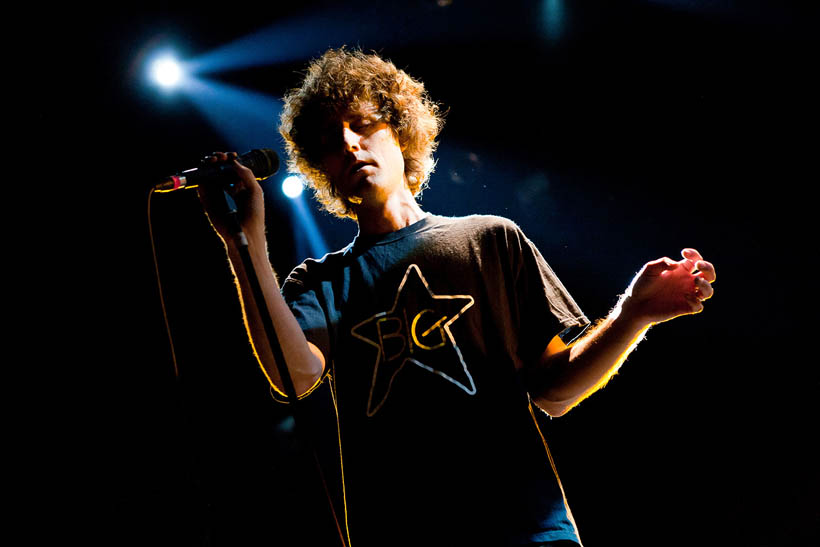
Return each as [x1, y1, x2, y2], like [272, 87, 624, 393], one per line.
[279, 48, 444, 220]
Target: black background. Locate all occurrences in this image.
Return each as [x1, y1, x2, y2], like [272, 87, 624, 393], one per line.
[38, 1, 815, 545]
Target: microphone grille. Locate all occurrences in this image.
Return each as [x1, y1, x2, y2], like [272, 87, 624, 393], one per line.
[242, 148, 280, 180]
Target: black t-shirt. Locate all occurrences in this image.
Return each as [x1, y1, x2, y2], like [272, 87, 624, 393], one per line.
[282, 214, 589, 545]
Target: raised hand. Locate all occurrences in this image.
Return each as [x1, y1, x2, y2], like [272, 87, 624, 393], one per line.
[619, 248, 716, 326]
[197, 151, 266, 244]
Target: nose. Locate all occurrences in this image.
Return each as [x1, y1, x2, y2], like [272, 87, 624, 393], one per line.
[342, 124, 361, 152]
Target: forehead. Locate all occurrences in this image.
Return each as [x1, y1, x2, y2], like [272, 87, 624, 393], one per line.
[345, 101, 379, 117]
[327, 101, 381, 124]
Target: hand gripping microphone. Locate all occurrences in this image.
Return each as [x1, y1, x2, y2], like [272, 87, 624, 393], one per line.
[154, 148, 279, 192]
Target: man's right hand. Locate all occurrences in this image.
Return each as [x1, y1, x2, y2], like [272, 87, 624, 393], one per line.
[197, 151, 267, 245]
[196, 152, 325, 397]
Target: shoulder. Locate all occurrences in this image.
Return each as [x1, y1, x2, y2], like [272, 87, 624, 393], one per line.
[283, 243, 354, 288]
[417, 214, 531, 258]
[428, 213, 523, 237]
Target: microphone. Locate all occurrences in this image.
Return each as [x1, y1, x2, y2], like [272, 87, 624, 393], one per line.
[155, 148, 279, 192]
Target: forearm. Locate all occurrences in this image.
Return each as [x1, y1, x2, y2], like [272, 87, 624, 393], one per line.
[224, 231, 324, 397]
[528, 308, 650, 416]
[528, 248, 716, 417]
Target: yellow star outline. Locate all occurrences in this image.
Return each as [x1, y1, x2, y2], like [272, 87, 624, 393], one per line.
[350, 264, 476, 417]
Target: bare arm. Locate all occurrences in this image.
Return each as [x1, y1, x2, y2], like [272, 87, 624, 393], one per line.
[198, 152, 324, 397]
[526, 249, 716, 416]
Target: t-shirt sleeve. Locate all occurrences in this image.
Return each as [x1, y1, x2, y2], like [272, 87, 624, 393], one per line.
[280, 276, 332, 367]
[512, 225, 590, 364]
[273, 271, 334, 405]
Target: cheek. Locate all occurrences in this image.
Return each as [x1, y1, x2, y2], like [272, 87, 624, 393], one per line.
[322, 155, 344, 179]
[385, 136, 406, 172]
[392, 145, 406, 172]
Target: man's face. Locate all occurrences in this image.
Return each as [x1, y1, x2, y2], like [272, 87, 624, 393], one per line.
[320, 102, 406, 206]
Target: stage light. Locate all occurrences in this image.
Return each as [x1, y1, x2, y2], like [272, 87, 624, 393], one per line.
[151, 56, 184, 89]
[282, 175, 305, 199]
[540, 0, 566, 43]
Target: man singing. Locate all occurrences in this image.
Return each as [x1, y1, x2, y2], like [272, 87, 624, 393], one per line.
[198, 48, 715, 546]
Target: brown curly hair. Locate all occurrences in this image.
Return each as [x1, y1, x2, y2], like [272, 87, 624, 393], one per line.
[279, 48, 444, 220]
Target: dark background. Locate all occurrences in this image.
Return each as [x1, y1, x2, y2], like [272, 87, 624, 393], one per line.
[42, 1, 815, 545]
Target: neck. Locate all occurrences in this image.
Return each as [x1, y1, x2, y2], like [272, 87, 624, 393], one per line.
[355, 187, 427, 236]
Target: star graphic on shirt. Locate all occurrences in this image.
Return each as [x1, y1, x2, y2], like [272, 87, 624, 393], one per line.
[350, 264, 476, 416]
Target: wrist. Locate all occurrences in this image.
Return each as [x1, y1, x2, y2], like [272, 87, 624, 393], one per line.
[223, 222, 264, 246]
[225, 228, 268, 262]
[610, 296, 653, 334]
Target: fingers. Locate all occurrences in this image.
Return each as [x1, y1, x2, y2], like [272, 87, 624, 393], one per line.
[203, 151, 238, 163]
[201, 151, 256, 194]
[643, 257, 678, 275]
[694, 276, 714, 301]
[204, 152, 248, 178]
[685, 292, 706, 313]
[647, 250, 716, 284]
[680, 248, 700, 273]
[197, 151, 245, 208]
[681, 248, 716, 282]
[695, 260, 716, 283]
[682, 248, 716, 303]
[684, 294, 705, 314]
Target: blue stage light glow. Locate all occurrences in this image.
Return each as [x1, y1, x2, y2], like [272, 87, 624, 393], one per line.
[290, 193, 329, 259]
[150, 55, 185, 89]
[179, 76, 283, 152]
[282, 175, 305, 199]
[539, 0, 566, 43]
[184, 4, 527, 76]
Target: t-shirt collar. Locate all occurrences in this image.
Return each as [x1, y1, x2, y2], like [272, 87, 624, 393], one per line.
[351, 212, 435, 250]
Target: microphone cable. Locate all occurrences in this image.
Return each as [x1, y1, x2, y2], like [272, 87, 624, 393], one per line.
[146, 183, 350, 547]
[147, 186, 181, 379]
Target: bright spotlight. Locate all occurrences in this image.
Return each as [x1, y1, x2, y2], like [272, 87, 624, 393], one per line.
[151, 56, 184, 89]
[282, 175, 304, 199]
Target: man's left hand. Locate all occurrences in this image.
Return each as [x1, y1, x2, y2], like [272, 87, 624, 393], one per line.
[619, 248, 716, 327]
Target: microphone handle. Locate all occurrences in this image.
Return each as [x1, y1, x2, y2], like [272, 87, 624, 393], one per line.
[155, 149, 278, 192]
[154, 164, 235, 192]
